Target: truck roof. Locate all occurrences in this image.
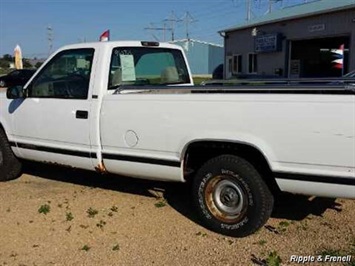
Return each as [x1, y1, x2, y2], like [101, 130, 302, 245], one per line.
[56, 41, 184, 52]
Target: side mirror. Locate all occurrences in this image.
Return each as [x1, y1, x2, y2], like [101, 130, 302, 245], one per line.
[6, 85, 25, 99]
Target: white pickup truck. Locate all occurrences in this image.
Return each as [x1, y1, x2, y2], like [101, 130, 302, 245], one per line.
[0, 41, 354, 237]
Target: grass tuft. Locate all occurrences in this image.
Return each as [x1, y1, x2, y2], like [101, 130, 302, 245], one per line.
[87, 207, 98, 218]
[38, 204, 50, 215]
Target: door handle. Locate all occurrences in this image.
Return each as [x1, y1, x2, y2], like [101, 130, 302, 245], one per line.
[76, 110, 88, 119]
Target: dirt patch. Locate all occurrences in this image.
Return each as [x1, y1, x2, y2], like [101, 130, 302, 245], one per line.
[0, 163, 354, 265]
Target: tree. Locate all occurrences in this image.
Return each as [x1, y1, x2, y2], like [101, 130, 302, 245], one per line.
[3, 54, 13, 61]
[0, 60, 9, 69]
[23, 59, 32, 68]
[35, 62, 43, 68]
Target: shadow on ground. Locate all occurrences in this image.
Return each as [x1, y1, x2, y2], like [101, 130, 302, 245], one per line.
[23, 162, 196, 221]
[22, 162, 342, 230]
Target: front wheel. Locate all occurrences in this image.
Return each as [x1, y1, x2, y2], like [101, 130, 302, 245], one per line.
[192, 155, 274, 237]
[0, 129, 22, 181]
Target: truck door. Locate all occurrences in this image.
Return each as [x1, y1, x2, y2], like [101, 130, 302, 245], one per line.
[10, 48, 96, 170]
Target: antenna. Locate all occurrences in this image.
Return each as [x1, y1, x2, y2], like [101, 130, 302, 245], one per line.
[181, 12, 197, 40]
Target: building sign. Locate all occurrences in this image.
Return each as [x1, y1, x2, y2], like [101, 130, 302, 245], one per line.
[308, 24, 325, 32]
[254, 33, 282, 53]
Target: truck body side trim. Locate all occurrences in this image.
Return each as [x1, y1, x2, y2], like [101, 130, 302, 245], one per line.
[10, 142, 97, 159]
[274, 171, 355, 186]
[8, 141, 355, 185]
[102, 153, 181, 167]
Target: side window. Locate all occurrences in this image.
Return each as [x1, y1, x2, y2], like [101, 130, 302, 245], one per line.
[29, 49, 94, 99]
[248, 53, 258, 74]
[108, 47, 190, 89]
[232, 54, 242, 74]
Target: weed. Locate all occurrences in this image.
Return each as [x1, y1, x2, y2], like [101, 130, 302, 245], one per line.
[278, 221, 290, 227]
[96, 220, 106, 229]
[38, 204, 50, 215]
[81, 245, 91, 252]
[258, 240, 267, 246]
[154, 200, 166, 208]
[277, 221, 290, 232]
[112, 244, 120, 251]
[108, 212, 113, 217]
[299, 220, 308, 231]
[66, 225, 72, 232]
[110, 205, 118, 212]
[196, 232, 207, 237]
[266, 251, 282, 266]
[87, 207, 98, 218]
[80, 224, 89, 229]
[66, 212, 74, 221]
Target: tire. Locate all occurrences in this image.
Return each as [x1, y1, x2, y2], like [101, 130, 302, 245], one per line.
[0, 128, 22, 181]
[192, 155, 274, 237]
[0, 80, 5, 87]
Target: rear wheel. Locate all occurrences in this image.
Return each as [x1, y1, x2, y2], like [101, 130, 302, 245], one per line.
[0, 80, 6, 87]
[192, 155, 274, 237]
[0, 128, 22, 181]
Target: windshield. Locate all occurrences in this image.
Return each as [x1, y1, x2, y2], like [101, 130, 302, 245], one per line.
[108, 47, 190, 89]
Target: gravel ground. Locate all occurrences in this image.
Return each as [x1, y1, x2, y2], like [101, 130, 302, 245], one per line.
[0, 163, 354, 266]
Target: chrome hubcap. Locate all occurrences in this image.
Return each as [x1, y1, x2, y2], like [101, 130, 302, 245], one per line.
[213, 179, 245, 216]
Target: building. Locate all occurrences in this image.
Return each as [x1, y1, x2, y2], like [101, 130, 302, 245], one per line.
[171, 39, 223, 76]
[220, 0, 355, 79]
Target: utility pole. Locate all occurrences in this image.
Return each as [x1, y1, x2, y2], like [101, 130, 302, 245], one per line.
[144, 23, 172, 41]
[164, 11, 181, 41]
[47, 25, 53, 57]
[268, 0, 273, 13]
[181, 12, 197, 40]
[246, 0, 251, 21]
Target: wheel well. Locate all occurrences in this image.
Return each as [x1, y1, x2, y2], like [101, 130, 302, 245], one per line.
[183, 141, 280, 194]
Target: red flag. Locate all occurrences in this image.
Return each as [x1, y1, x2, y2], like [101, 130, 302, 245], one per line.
[99, 30, 110, 42]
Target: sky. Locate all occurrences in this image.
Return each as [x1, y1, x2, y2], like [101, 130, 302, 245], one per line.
[0, 0, 309, 58]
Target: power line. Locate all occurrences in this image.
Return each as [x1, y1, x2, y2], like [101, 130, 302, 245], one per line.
[144, 22, 172, 41]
